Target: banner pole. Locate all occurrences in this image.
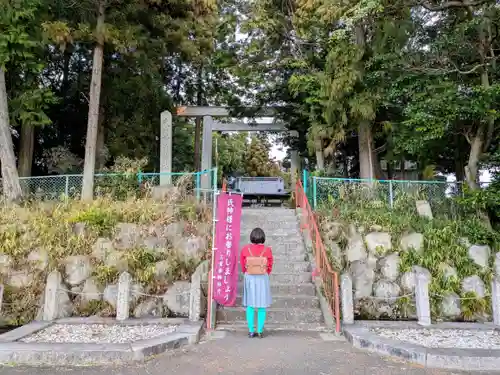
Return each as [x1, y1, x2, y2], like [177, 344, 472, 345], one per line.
[207, 190, 219, 331]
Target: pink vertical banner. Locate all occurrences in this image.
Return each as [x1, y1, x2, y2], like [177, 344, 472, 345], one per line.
[213, 192, 243, 306]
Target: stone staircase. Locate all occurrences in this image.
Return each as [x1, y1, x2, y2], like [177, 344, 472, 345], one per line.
[215, 208, 327, 331]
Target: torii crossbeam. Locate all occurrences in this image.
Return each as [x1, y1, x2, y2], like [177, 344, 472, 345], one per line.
[160, 106, 300, 188]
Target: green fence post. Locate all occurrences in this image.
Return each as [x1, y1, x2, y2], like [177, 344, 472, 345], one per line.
[389, 180, 394, 209]
[212, 167, 218, 191]
[137, 170, 143, 186]
[303, 169, 308, 195]
[313, 176, 317, 209]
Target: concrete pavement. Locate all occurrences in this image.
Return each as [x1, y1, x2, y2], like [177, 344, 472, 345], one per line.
[1, 330, 498, 375]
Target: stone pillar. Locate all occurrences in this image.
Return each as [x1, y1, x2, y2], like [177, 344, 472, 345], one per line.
[160, 110, 172, 186]
[492, 277, 500, 326]
[341, 274, 354, 324]
[43, 270, 61, 321]
[116, 271, 131, 321]
[0, 284, 4, 313]
[201, 116, 213, 191]
[189, 270, 202, 321]
[414, 267, 431, 326]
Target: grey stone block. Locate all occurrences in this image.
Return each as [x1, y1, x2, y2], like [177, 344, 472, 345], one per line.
[131, 333, 189, 360]
[0, 319, 203, 366]
[271, 261, 310, 273]
[235, 294, 319, 308]
[314, 278, 336, 331]
[343, 323, 500, 371]
[0, 321, 53, 342]
[236, 282, 316, 296]
[216, 307, 323, 323]
[273, 254, 308, 262]
[238, 272, 312, 284]
[55, 316, 187, 325]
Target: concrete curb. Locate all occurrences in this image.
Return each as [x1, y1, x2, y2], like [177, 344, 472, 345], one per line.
[0, 318, 203, 366]
[343, 322, 500, 371]
[314, 278, 335, 331]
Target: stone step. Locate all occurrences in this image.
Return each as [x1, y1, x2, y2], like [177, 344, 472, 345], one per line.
[272, 254, 308, 262]
[238, 272, 312, 284]
[237, 282, 316, 296]
[233, 259, 312, 274]
[271, 261, 311, 273]
[216, 307, 323, 324]
[240, 226, 302, 240]
[240, 243, 302, 251]
[238, 247, 306, 257]
[235, 294, 319, 308]
[240, 222, 299, 230]
[215, 322, 330, 333]
[239, 238, 305, 247]
[242, 209, 296, 217]
[239, 234, 302, 241]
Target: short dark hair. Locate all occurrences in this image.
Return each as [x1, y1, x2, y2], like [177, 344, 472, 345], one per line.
[250, 227, 266, 244]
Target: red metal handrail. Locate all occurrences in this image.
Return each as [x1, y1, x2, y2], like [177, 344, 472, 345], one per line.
[295, 179, 341, 333]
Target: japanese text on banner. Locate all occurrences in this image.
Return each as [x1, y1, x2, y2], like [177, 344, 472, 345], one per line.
[213, 193, 242, 306]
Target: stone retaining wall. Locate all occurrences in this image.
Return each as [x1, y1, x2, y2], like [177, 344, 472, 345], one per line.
[320, 203, 497, 322]
[0, 218, 212, 324]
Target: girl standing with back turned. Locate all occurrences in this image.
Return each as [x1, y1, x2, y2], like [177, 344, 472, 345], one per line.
[240, 227, 273, 338]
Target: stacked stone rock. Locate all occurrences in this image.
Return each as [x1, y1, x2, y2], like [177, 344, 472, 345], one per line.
[322, 201, 497, 321]
[0, 220, 210, 322]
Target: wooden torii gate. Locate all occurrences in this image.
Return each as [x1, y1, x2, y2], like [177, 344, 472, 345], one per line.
[159, 106, 300, 189]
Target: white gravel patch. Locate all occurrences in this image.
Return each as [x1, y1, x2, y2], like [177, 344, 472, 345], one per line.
[20, 324, 178, 344]
[371, 328, 500, 349]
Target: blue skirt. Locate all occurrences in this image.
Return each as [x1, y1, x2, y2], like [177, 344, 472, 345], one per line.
[243, 273, 272, 308]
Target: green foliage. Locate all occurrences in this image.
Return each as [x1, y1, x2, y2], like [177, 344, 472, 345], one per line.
[75, 300, 114, 317]
[244, 135, 281, 177]
[214, 132, 247, 178]
[0, 0, 42, 67]
[70, 206, 118, 236]
[92, 265, 120, 285]
[320, 195, 499, 321]
[461, 292, 489, 322]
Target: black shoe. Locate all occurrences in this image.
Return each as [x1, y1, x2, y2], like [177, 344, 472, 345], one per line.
[257, 333, 263, 338]
[248, 332, 255, 338]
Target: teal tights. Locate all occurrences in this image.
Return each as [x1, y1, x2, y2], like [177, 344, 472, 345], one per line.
[246, 306, 266, 333]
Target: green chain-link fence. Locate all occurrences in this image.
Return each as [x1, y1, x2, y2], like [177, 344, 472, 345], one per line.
[1, 169, 217, 201]
[307, 175, 465, 219]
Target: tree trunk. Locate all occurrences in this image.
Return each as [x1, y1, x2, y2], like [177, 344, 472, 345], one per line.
[96, 107, 105, 171]
[465, 22, 491, 191]
[314, 137, 325, 171]
[400, 156, 405, 180]
[81, 0, 105, 201]
[358, 120, 375, 180]
[454, 133, 465, 182]
[0, 68, 23, 201]
[18, 123, 34, 177]
[465, 124, 485, 190]
[374, 158, 386, 180]
[61, 48, 72, 96]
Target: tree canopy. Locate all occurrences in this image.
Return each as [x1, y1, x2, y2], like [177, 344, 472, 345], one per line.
[0, 0, 499, 207]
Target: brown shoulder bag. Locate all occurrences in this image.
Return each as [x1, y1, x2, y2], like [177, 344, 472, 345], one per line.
[246, 246, 268, 275]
